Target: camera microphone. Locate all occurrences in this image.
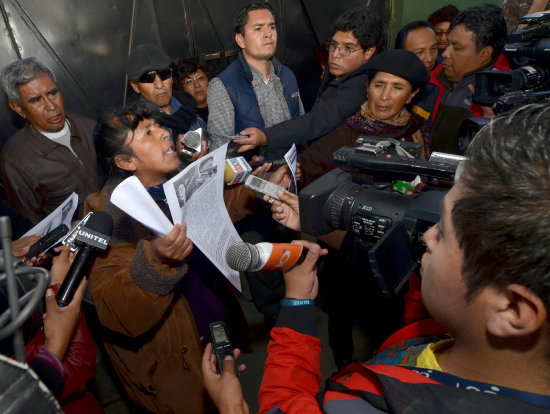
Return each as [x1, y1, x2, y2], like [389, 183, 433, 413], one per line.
[56, 211, 113, 307]
[225, 242, 303, 272]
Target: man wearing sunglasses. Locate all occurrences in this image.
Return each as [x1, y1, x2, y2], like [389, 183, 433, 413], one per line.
[127, 43, 206, 160]
[230, 7, 381, 156]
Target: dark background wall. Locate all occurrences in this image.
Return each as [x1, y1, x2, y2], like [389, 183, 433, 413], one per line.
[0, 0, 390, 147]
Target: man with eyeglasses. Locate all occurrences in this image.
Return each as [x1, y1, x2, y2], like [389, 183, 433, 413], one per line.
[231, 7, 382, 156]
[207, 1, 303, 160]
[175, 57, 210, 124]
[0, 57, 98, 224]
[428, 4, 459, 54]
[127, 43, 206, 160]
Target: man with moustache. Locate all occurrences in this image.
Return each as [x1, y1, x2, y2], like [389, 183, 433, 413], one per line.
[413, 5, 510, 154]
[207, 1, 303, 160]
[0, 58, 98, 223]
[231, 7, 382, 156]
[127, 43, 206, 161]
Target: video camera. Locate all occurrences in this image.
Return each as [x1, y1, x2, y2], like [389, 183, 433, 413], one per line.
[473, 11, 550, 113]
[298, 136, 464, 297]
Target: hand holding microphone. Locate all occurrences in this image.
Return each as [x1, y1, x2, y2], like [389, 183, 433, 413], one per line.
[225, 242, 304, 272]
[178, 128, 208, 162]
[282, 241, 328, 300]
[56, 211, 113, 307]
[225, 240, 328, 300]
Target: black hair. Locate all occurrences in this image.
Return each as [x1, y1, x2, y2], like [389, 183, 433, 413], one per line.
[234, 1, 275, 36]
[428, 4, 459, 26]
[395, 20, 434, 50]
[173, 56, 210, 90]
[452, 102, 550, 311]
[95, 102, 162, 187]
[450, 4, 507, 59]
[330, 7, 382, 51]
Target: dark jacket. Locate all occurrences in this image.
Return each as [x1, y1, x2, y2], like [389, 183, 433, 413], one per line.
[156, 90, 198, 138]
[0, 114, 98, 223]
[265, 63, 369, 150]
[412, 53, 510, 154]
[218, 52, 301, 133]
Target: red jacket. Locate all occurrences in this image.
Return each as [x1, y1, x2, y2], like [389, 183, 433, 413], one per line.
[418, 52, 511, 129]
[259, 308, 550, 413]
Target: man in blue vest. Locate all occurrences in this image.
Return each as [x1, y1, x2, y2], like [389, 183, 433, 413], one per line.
[207, 1, 303, 160]
[229, 7, 381, 157]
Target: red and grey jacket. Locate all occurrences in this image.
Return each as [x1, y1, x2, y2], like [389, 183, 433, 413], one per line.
[412, 52, 511, 129]
[259, 306, 550, 413]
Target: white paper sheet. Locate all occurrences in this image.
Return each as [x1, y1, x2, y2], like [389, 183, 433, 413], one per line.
[110, 144, 242, 290]
[164, 144, 242, 290]
[21, 192, 78, 241]
[110, 176, 173, 236]
[284, 143, 298, 194]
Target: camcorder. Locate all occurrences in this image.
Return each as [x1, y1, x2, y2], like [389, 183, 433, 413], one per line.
[463, 11, 550, 144]
[299, 136, 464, 298]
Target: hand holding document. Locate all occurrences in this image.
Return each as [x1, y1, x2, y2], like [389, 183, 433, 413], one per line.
[110, 144, 243, 290]
[22, 192, 78, 240]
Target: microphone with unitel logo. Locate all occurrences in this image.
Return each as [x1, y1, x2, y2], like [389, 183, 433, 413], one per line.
[225, 242, 303, 272]
[56, 211, 113, 307]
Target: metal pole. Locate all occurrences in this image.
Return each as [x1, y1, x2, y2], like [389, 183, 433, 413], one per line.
[0, 216, 24, 362]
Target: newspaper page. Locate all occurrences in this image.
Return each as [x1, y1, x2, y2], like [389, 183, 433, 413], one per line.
[164, 144, 242, 290]
[21, 192, 78, 243]
[284, 143, 298, 194]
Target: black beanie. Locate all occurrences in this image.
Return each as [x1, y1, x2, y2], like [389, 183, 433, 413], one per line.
[366, 49, 430, 89]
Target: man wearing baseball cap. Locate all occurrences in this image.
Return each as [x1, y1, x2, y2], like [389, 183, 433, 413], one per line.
[127, 43, 204, 157]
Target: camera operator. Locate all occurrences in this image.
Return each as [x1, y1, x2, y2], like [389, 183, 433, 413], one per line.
[253, 102, 550, 413]
[413, 4, 510, 154]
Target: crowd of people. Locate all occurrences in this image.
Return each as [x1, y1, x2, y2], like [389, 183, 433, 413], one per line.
[0, 1, 549, 413]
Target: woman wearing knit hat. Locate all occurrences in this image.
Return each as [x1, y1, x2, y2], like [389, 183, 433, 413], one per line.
[298, 49, 430, 188]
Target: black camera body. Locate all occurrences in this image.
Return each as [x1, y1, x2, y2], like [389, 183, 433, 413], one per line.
[473, 11, 550, 113]
[299, 139, 462, 297]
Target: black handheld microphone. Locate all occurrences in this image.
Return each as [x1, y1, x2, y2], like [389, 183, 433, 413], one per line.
[56, 211, 113, 307]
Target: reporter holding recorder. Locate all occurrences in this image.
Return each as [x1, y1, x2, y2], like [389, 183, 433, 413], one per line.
[258, 103, 550, 413]
[204, 103, 550, 413]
